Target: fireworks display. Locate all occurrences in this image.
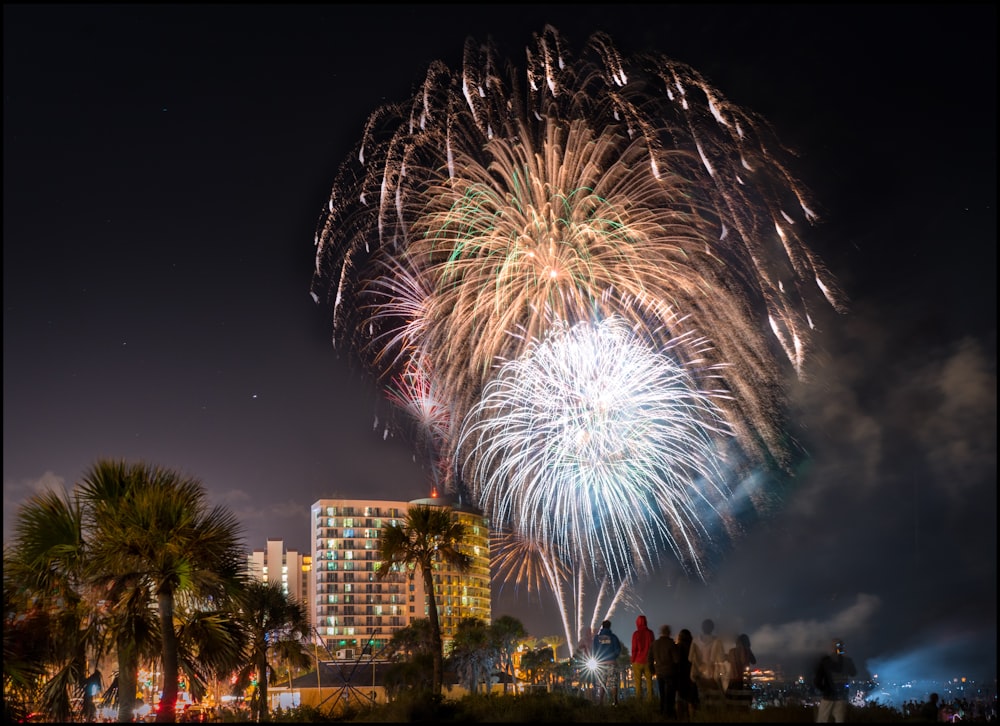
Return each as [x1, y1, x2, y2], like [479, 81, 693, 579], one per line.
[312, 25, 841, 640]
[460, 316, 731, 579]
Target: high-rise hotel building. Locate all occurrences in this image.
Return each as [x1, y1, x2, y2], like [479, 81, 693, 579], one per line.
[310, 496, 491, 657]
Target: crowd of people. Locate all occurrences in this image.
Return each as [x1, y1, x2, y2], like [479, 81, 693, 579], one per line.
[578, 616, 760, 718]
[573, 615, 970, 724]
[901, 692, 996, 723]
[569, 615, 998, 723]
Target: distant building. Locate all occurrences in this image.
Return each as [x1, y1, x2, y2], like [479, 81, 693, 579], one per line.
[247, 538, 312, 611]
[310, 496, 491, 657]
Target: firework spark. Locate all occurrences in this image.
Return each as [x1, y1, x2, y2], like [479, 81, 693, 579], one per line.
[383, 355, 457, 491]
[311, 25, 841, 616]
[460, 316, 732, 579]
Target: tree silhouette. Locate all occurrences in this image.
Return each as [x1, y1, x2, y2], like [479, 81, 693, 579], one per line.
[375, 505, 470, 697]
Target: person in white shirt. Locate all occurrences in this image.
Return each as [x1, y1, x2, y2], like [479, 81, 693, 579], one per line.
[689, 618, 728, 696]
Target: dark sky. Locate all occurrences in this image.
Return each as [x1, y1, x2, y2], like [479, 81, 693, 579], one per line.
[4, 4, 995, 694]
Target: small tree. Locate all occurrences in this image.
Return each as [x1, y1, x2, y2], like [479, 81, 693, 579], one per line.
[491, 615, 527, 693]
[383, 619, 435, 662]
[448, 618, 496, 694]
[231, 581, 311, 723]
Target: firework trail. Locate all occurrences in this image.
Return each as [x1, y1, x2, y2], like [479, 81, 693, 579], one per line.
[383, 356, 455, 493]
[492, 528, 638, 653]
[311, 25, 842, 616]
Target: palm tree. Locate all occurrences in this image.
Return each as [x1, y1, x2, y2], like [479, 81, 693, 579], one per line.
[4, 488, 103, 722]
[3, 565, 48, 723]
[96, 572, 161, 723]
[84, 461, 245, 723]
[175, 602, 247, 707]
[231, 580, 311, 722]
[80, 459, 165, 723]
[375, 505, 471, 698]
[80, 459, 251, 723]
[542, 634, 566, 662]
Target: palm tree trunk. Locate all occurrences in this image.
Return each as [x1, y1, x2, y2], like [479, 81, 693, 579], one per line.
[421, 566, 443, 697]
[156, 589, 179, 723]
[256, 650, 269, 722]
[117, 634, 139, 723]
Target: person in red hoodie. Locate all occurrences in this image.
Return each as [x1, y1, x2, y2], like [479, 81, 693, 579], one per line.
[631, 614, 656, 701]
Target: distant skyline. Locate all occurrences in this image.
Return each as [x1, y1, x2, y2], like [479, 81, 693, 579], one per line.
[4, 4, 995, 690]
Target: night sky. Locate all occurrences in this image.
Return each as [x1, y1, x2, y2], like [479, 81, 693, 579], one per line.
[4, 4, 995, 692]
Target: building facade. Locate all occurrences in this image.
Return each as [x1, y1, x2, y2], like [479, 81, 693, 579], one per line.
[310, 497, 491, 657]
[246, 539, 312, 610]
[409, 497, 492, 645]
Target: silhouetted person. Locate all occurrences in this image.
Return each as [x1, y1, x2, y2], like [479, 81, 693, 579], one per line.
[592, 619, 623, 705]
[675, 628, 699, 719]
[727, 632, 757, 705]
[814, 638, 857, 722]
[649, 624, 678, 718]
[919, 693, 940, 722]
[631, 614, 656, 701]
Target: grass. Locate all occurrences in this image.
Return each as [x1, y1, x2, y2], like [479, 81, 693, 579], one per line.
[267, 691, 917, 723]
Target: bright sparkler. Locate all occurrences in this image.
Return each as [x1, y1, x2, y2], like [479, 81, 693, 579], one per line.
[311, 26, 841, 624]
